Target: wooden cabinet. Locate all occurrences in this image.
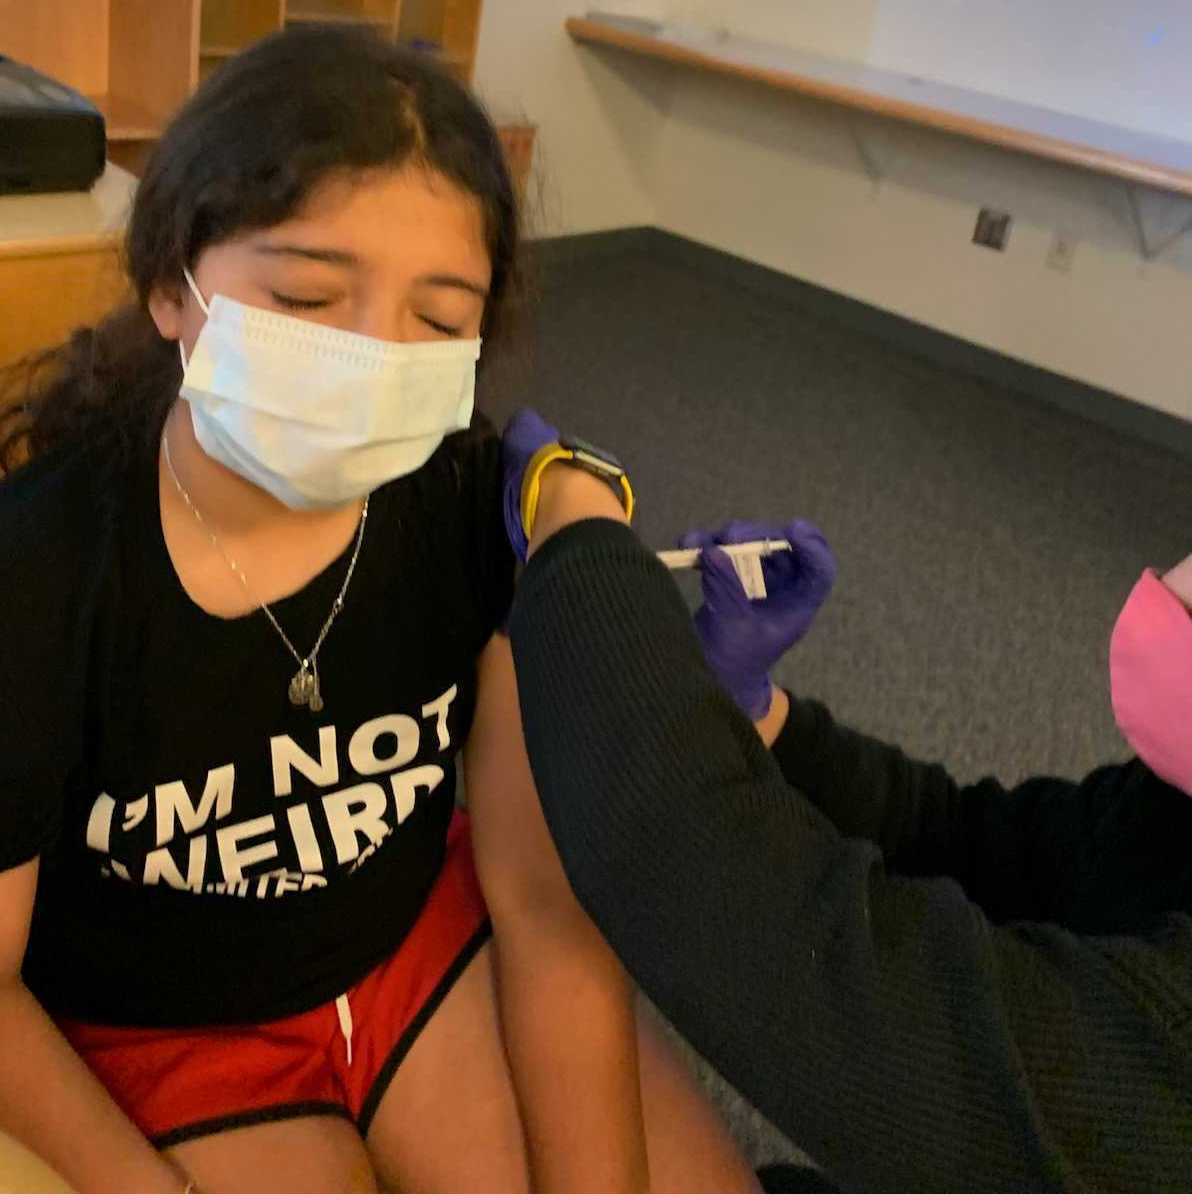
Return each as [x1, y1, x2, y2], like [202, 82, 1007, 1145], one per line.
[0, 165, 136, 367]
[4, 1, 513, 151]
[197, 1, 484, 88]
[194, 3, 535, 192]
[199, 1, 479, 85]
[0, 0, 199, 171]
[199, 0, 287, 84]
[0, 1, 534, 364]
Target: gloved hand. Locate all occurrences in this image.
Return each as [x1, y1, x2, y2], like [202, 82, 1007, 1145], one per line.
[679, 519, 837, 719]
[502, 408, 560, 561]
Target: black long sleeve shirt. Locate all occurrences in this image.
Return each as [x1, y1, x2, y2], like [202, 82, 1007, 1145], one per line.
[509, 519, 1192, 1194]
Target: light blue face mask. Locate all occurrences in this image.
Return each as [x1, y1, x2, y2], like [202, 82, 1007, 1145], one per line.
[177, 268, 481, 509]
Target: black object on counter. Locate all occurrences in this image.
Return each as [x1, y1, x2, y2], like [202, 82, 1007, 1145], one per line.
[0, 56, 106, 195]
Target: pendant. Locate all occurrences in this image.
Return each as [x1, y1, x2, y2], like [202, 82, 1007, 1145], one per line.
[289, 665, 315, 707]
[288, 663, 325, 713]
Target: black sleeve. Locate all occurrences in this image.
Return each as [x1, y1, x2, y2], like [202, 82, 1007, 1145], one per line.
[0, 450, 95, 871]
[509, 519, 1192, 1194]
[769, 698, 1077, 923]
[0, 652, 64, 870]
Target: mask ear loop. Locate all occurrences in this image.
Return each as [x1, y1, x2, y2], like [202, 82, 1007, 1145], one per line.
[182, 266, 210, 316]
[178, 267, 211, 372]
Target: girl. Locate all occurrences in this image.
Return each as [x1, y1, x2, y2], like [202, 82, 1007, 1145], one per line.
[0, 26, 760, 1194]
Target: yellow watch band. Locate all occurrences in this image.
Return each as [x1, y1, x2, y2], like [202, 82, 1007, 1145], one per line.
[519, 442, 635, 541]
[520, 442, 575, 542]
[616, 473, 635, 523]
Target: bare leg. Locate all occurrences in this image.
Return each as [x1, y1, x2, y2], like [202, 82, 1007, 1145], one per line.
[166, 1115, 379, 1194]
[364, 941, 761, 1193]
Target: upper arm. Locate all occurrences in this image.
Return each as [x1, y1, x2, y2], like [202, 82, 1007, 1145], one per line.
[0, 466, 91, 885]
[0, 858, 38, 984]
[463, 634, 577, 920]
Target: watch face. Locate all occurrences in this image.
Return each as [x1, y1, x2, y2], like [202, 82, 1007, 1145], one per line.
[559, 435, 624, 474]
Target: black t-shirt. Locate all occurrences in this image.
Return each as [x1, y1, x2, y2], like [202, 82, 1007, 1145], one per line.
[0, 419, 514, 1026]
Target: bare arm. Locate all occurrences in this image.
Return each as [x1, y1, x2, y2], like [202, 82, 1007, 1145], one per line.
[0, 859, 190, 1194]
[465, 634, 650, 1194]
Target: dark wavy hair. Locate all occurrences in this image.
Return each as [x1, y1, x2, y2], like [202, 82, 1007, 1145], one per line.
[0, 23, 521, 473]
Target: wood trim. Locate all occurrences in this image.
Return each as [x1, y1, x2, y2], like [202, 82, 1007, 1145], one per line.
[565, 17, 1192, 199]
[286, 0, 398, 27]
[0, 233, 123, 261]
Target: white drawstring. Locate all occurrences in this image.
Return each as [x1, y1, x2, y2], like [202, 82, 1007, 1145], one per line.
[335, 993, 354, 1067]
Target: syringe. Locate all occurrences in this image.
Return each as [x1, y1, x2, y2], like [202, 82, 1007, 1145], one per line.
[656, 540, 791, 570]
[656, 539, 791, 600]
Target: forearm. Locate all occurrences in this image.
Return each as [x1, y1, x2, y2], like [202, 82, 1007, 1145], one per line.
[0, 982, 186, 1194]
[767, 693, 976, 864]
[493, 912, 648, 1194]
[465, 631, 649, 1193]
[769, 694, 1086, 921]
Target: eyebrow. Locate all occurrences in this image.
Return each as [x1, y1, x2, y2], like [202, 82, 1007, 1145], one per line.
[253, 243, 359, 266]
[252, 243, 490, 297]
[420, 274, 490, 298]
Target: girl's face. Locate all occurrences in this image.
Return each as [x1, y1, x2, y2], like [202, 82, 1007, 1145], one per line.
[150, 164, 493, 358]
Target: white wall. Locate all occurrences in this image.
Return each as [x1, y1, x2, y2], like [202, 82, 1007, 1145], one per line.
[474, 4, 1192, 422]
[663, 1, 880, 62]
[471, 0, 664, 235]
[648, 72, 1192, 423]
[666, 0, 1192, 141]
[870, 1, 1192, 141]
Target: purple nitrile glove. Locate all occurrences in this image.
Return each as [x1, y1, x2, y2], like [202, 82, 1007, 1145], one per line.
[679, 519, 837, 719]
[502, 408, 560, 562]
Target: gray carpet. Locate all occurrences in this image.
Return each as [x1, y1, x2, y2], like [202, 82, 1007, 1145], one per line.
[481, 232, 1192, 1168]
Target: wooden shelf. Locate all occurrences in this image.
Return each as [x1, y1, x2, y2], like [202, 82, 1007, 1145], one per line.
[566, 12, 1192, 200]
[199, 44, 242, 59]
[88, 93, 166, 142]
[286, 12, 389, 26]
[285, 0, 394, 28]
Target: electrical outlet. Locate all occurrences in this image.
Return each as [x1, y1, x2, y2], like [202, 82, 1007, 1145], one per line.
[974, 208, 1012, 251]
[1047, 233, 1077, 274]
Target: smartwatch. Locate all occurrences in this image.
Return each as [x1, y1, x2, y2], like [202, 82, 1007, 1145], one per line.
[520, 435, 635, 541]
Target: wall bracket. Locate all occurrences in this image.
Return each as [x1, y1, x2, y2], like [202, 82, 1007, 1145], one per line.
[1123, 184, 1192, 261]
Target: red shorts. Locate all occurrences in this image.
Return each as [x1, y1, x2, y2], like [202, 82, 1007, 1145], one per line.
[57, 813, 489, 1148]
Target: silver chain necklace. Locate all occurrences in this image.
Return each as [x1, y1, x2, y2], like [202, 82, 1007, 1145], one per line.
[162, 427, 368, 714]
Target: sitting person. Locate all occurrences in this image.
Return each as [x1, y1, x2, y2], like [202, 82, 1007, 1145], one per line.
[500, 408, 1192, 1194]
[0, 34, 759, 1194]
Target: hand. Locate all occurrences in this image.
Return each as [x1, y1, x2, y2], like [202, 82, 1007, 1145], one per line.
[502, 409, 560, 562]
[679, 519, 837, 719]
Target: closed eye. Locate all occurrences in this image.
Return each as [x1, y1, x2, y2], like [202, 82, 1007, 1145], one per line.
[270, 291, 332, 311]
[420, 316, 463, 337]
